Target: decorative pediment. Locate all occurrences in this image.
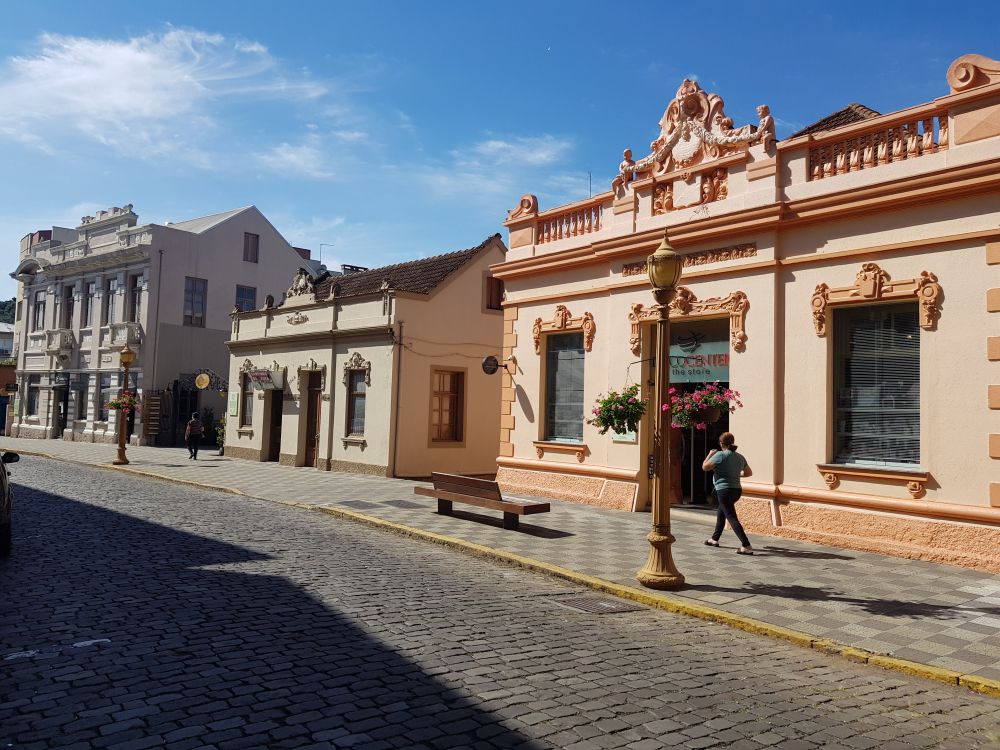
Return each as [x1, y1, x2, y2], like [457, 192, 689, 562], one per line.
[532, 305, 596, 354]
[628, 288, 750, 356]
[342, 352, 372, 386]
[810, 263, 942, 336]
[612, 80, 774, 195]
[240, 358, 255, 373]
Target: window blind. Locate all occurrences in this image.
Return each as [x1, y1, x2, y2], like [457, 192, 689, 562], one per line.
[833, 303, 919, 465]
[544, 333, 585, 441]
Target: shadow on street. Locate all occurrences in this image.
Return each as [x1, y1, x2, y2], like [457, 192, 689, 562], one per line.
[0, 485, 543, 748]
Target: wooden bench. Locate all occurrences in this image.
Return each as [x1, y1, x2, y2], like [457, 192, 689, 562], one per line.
[414, 472, 550, 530]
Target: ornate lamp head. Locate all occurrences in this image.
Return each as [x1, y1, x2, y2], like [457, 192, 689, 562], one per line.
[119, 344, 135, 368]
[647, 235, 683, 292]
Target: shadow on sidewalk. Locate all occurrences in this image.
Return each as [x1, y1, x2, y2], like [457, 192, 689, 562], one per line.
[756, 545, 855, 561]
[0, 483, 545, 748]
[684, 581, 1000, 620]
[448, 509, 575, 538]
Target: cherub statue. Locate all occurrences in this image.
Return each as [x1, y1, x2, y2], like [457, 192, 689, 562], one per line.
[611, 148, 636, 195]
[754, 105, 775, 151]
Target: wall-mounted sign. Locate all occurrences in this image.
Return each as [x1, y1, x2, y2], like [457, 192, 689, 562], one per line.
[669, 319, 730, 383]
[482, 356, 500, 375]
[228, 391, 239, 417]
[250, 369, 284, 390]
[194, 373, 211, 390]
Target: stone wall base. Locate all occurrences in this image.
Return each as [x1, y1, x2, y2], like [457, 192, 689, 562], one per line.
[224, 445, 262, 462]
[323, 458, 388, 476]
[496, 467, 637, 511]
[737, 496, 1000, 574]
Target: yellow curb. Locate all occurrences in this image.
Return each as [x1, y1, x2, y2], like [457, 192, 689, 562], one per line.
[7, 448, 1000, 701]
[959, 674, 1000, 699]
[866, 654, 962, 687]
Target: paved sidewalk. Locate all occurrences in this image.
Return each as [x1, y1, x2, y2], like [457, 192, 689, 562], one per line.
[3, 437, 1000, 692]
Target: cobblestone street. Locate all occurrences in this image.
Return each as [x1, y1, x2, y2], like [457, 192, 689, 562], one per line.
[2, 456, 999, 749]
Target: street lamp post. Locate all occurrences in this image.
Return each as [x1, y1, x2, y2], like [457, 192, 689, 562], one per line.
[112, 344, 135, 466]
[636, 234, 685, 590]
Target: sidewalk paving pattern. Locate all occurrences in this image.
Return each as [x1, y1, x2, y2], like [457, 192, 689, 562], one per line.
[3, 437, 999, 688]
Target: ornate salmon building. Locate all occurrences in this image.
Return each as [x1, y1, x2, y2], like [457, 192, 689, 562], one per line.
[492, 54, 1000, 572]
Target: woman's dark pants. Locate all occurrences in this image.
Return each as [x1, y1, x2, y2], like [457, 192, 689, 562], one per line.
[712, 487, 751, 548]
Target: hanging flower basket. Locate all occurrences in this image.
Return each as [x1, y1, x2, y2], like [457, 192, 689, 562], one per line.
[106, 390, 140, 415]
[587, 384, 647, 435]
[665, 382, 742, 430]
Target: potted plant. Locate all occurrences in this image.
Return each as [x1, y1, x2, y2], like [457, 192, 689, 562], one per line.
[216, 418, 226, 456]
[588, 384, 647, 435]
[106, 390, 140, 415]
[666, 382, 743, 430]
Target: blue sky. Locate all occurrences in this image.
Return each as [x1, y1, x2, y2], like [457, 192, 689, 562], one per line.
[1, 2, 998, 299]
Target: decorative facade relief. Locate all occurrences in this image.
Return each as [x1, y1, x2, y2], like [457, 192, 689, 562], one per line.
[507, 194, 539, 221]
[612, 79, 774, 196]
[810, 263, 942, 336]
[286, 269, 314, 298]
[342, 352, 372, 386]
[240, 358, 255, 373]
[947, 53, 1000, 93]
[629, 287, 750, 355]
[286, 311, 308, 325]
[621, 243, 757, 276]
[532, 305, 596, 354]
[297, 358, 327, 389]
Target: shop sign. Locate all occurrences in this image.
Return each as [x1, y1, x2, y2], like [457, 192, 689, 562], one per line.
[228, 392, 239, 417]
[249, 369, 284, 390]
[669, 320, 730, 383]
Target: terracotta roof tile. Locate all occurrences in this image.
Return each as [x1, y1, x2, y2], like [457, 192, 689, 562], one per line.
[312, 234, 503, 300]
[790, 103, 882, 139]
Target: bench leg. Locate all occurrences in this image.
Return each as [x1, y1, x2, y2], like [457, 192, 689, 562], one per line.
[503, 512, 519, 531]
[437, 499, 453, 516]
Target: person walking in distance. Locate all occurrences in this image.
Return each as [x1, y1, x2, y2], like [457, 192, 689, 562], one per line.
[185, 412, 205, 460]
[702, 432, 754, 555]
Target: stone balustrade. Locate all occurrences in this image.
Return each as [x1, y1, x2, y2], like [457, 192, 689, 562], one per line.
[806, 105, 948, 181]
[536, 198, 604, 245]
[109, 322, 143, 348]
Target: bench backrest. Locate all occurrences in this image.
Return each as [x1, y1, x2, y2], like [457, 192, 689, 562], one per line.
[431, 472, 502, 502]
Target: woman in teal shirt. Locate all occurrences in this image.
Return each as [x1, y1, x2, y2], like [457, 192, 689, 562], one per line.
[702, 432, 754, 555]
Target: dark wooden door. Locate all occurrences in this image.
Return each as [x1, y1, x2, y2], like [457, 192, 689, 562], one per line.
[267, 392, 283, 462]
[303, 371, 322, 468]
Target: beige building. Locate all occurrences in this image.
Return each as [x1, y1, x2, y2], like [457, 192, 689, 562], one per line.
[9, 204, 314, 446]
[224, 235, 507, 477]
[493, 53, 1000, 571]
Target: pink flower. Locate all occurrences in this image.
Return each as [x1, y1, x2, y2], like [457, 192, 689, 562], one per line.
[695, 422, 706, 430]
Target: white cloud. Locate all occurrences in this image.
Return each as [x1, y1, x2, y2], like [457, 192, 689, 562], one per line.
[0, 28, 326, 162]
[257, 134, 334, 179]
[332, 130, 368, 143]
[462, 135, 572, 168]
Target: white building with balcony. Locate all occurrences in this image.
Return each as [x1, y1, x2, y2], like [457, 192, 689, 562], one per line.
[9, 204, 315, 446]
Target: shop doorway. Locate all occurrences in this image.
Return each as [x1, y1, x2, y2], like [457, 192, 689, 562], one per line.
[666, 317, 731, 506]
[303, 371, 322, 468]
[266, 391, 283, 462]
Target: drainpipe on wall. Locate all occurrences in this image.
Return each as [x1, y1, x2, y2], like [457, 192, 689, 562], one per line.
[390, 320, 404, 478]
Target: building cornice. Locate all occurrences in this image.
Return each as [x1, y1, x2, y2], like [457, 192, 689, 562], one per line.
[226, 324, 395, 349]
